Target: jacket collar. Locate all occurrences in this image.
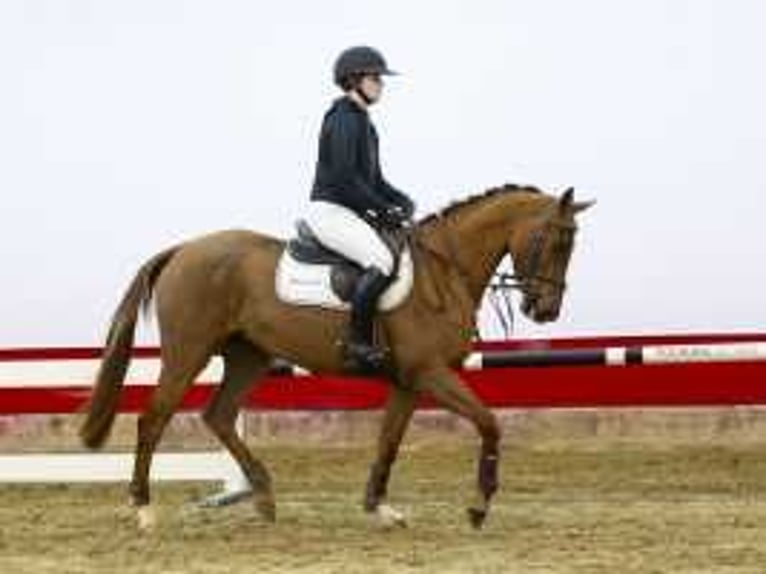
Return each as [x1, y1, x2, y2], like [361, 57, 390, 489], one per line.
[334, 95, 368, 115]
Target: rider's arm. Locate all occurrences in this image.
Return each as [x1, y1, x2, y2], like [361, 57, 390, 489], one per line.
[324, 112, 392, 216]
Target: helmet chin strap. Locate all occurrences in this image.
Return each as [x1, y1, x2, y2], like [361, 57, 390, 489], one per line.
[354, 86, 374, 106]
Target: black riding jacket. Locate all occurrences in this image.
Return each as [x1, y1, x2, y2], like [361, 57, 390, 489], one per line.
[311, 96, 414, 220]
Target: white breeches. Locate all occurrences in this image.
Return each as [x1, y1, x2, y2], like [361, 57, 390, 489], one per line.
[304, 200, 394, 275]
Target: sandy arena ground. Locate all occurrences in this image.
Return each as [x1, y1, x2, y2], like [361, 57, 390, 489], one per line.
[2, 425, 766, 573]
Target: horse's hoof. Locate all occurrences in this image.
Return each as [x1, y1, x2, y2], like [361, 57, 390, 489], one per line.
[137, 505, 157, 532]
[467, 507, 487, 529]
[255, 495, 276, 522]
[376, 503, 408, 530]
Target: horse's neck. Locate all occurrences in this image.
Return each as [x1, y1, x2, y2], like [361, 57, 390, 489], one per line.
[431, 192, 545, 304]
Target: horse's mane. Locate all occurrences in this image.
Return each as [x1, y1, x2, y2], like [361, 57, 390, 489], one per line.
[417, 183, 542, 227]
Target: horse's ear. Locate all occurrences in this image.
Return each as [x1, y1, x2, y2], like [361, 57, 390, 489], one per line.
[572, 199, 596, 214]
[559, 187, 575, 211]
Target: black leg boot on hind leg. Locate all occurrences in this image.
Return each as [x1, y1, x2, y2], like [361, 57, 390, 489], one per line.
[345, 266, 391, 375]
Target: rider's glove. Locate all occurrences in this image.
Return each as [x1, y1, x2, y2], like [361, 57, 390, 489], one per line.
[382, 205, 409, 228]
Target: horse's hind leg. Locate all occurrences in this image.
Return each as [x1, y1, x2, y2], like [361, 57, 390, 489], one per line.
[202, 336, 276, 521]
[364, 385, 418, 527]
[129, 345, 212, 530]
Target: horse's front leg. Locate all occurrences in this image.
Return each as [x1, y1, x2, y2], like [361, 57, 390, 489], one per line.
[416, 365, 500, 529]
[364, 384, 418, 528]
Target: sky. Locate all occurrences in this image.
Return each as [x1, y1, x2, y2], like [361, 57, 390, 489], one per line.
[1, 0, 764, 347]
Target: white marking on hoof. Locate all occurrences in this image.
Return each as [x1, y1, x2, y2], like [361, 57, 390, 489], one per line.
[137, 505, 156, 532]
[376, 503, 407, 529]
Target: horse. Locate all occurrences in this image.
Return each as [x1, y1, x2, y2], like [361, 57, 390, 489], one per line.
[80, 183, 593, 530]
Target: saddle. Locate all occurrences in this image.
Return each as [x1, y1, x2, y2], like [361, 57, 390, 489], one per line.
[286, 220, 406, 303]
[287, 220, 364, 302]
[276, 220, 414, 312]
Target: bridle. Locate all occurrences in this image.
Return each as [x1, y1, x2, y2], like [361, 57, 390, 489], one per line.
[417, 209, 577, 338]
[488, 216, 576, 336]
[504, 216, 576, 297]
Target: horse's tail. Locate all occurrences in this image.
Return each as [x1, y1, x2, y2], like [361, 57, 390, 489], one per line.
[79, 245, 180, 449]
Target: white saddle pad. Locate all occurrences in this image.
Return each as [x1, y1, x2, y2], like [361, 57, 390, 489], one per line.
[275, 247, 414, 311]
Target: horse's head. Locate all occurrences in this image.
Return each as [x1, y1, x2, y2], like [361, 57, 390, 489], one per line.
[507, 188, 594, 323]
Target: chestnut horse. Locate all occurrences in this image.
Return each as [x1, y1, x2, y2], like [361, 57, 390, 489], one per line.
[80, 184, 593, 530]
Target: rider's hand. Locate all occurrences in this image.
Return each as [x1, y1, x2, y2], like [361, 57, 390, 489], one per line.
[383, 205, 408, 227]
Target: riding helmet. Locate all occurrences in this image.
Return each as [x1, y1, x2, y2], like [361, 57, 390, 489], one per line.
[333, 46, 397, 88]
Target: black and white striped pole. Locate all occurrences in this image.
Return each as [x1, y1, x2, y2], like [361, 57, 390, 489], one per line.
[265, 341, 766, 375]
[461, 341, 766, 369]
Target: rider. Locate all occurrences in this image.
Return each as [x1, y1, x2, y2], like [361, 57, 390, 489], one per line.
[306, 46, 416, 372]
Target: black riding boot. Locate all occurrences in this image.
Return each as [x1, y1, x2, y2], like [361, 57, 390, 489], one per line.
[345, 266, 391, 373]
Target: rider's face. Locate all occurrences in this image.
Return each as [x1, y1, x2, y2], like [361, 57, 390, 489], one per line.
[359, 74, 383, 103]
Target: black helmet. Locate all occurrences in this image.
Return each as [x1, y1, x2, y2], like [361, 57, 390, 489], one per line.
[333, 46, 397, 89]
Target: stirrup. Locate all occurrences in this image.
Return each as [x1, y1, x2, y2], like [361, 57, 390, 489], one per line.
[343, 341, 389, 375]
